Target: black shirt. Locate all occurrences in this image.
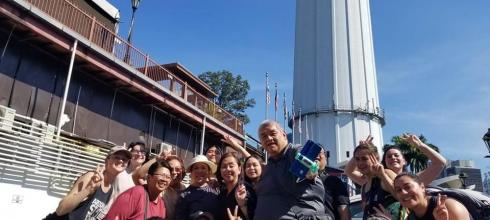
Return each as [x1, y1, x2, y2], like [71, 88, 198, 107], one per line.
[217, 182, 257, 220]
[175, 184, 220, 220]
[320, 171, 350, 220]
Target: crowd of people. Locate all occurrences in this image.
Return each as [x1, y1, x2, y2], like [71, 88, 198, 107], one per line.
[44, 120, 472, 220]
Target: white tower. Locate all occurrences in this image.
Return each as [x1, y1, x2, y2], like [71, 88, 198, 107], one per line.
[293, 0, 384, 166]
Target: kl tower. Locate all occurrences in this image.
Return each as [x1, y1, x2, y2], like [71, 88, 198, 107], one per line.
[292, 0, 385, 166]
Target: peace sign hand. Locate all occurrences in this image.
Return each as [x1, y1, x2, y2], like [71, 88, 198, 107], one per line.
[433, 193, 449, 220]
[227, 205, 243, 220]
[88, 164, 104, 191]
[360, 135, 374, 146]
[235, 184, 247, 207]
[369, 154, 384, 177]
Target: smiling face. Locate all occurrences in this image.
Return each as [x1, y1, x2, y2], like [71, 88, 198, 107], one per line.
[190, 162, 211, 186]
[394, 175, 426, 209]
[205, 146, 220, 164]
[129, 144, 146, 166]
[354, 149, 374, 175]
[384, 148, 406, 173]
[148, 166, 171, 193]
[259, 122, 288, 158]
[245, 157, 262, 181]
[168, 158, 183, 185]
[105, 152, 130, 174]
[220, 156, 240, 184]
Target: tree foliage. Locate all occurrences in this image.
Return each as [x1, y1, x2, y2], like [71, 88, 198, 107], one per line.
[383, 134, 440, 173]
[199, 70, 256, 124]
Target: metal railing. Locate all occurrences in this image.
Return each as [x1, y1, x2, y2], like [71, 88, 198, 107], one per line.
[0, 105, 109, 197]
[22, 0, 244, 134]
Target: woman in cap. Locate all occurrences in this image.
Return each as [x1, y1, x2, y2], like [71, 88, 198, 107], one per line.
[175, 155, 220, 220]
[50, 146, 131, 219]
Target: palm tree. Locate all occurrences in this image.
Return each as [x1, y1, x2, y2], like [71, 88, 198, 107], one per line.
[383, 135, 440, 173]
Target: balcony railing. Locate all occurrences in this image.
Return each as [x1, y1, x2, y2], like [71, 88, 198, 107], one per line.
[23, 0, 244, 134]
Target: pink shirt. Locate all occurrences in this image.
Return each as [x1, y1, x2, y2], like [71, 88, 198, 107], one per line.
[105, 185, 165, 220]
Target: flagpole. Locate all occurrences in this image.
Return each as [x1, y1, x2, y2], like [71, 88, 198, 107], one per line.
[299, 108, 302, 145]
[291, 100, 295, 145]
[265, 72, 269, 120]
[283, 92, 286, 130]
[305, 114, 309, 140]
[274, 83, 278, 122]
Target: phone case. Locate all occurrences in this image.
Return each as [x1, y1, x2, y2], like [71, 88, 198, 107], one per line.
[289, 140, 322, 179]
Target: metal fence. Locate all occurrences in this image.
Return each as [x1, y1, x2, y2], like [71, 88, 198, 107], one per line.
[0, 105, 109, 197]
[22, 0, 244, 134]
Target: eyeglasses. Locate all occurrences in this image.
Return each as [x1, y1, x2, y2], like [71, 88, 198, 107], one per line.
[152, 173, 171, 180]
[131, 150, 147, 155]
[170, 167, 182, 173]
[110, 155, 130, 162]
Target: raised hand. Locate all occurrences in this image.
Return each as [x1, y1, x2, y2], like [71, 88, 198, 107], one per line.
[227, 205, 243, 220]
[235, 184, 247, 207]
[360, 135, 374, 146]
[433, 194, 449, 220]
[369, 154, 384, 177]
[88, 164, 104, 191]
[222, 135, 240, 148]
[400, 133, 424, 148]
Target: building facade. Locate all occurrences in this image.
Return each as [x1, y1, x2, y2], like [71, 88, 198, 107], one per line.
[292, 0, 384, 166]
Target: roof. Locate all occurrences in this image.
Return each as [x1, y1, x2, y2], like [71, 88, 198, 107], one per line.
[90, 0, 120, 21]
[162, 63, 218, 98]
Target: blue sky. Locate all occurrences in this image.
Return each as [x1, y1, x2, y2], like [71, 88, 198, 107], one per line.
[108, 0, 490, 171]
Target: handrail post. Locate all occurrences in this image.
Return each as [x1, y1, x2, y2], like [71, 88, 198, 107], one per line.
[143, 53, 149, 75]
[88, 16, 96, 41]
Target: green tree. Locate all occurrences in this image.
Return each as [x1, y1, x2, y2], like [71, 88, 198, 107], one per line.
[384, 134, 440, 173]
[199, 70, 256, 124]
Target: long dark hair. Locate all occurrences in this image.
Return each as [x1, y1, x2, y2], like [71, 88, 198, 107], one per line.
[243, 155, 263, 184]
[381, 145, 407, 172]
[216, 152, 241, 184]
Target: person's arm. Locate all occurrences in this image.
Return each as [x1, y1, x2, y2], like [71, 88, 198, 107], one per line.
[379, 168, 396, 195]
[445, 198, 470, 220]
[56, 171, 100, 215]
[222, 135, 251, 158]
[328, 176, 351, 220]
[337, 205, 351, 220]
[132, 154, 165, 184]
[345, 157, 367, 185]
[403, 134, 447, 185]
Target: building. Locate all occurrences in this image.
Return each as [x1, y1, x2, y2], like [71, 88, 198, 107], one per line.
[0, 0, 257, 218]
[292, 0, 384, 166]
[434, 160, 484, 192]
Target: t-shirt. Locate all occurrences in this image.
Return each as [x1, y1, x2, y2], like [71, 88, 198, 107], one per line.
[104, 185, 165, 220]
[320, 172, 350, 220]
[254, 144, 329, 220]
[175, 184, 220, 220]
[108, 170, 135, 208]
[69, 186, 113, 220]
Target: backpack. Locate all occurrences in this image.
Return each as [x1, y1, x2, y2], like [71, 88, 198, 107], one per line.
[426, 186, 490, 220]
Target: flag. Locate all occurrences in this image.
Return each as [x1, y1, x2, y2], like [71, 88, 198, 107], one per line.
[291, 100, 295, 128]
[274, 83, 278, 111]
[283, 92, 287, 120]
[265, 73, 270, 105]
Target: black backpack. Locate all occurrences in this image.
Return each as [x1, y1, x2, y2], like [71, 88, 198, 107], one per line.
[426, 186, 490, 220]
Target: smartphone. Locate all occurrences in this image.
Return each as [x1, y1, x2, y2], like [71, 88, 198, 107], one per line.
[289, 140, 322, 179]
